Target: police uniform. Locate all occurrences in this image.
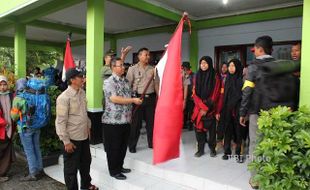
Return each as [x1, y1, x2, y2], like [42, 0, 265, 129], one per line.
[126, 63, 158, 152]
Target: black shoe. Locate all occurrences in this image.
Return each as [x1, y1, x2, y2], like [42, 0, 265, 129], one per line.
[194, 151, 204, 157]
[222, 154, 229, 160]
[148, 145, 153, 149]
[210, 150, 217, 157]
[129, 148, 136, 153]
[35, 170, 46, 179]
[111, 173, 127, 180]
[236, 155, 244, 163]
[121, 167, 131, 173]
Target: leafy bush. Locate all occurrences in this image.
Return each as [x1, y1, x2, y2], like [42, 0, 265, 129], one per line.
[249, 106, 310, 190]
[40, 85, 62, 156]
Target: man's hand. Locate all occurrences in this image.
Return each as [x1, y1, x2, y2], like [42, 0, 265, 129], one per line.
[64, 143, 76, 153]
[200, 109, 207, 116]
[121, 46, 133, 60]
[240, 117, 246, 127]
[132, 98, 143, 105]
[215, 114, 220, 121]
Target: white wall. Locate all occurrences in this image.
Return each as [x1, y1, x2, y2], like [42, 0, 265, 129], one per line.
[198, 17, 302, 60]
[70, 17, 302, 64]
[71, 41, 110, 61]
[117, 32, 190, 63]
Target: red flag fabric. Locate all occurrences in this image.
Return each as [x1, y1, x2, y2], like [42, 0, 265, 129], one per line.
[62, 38, 76, 81]
[153, 14, 188, 164]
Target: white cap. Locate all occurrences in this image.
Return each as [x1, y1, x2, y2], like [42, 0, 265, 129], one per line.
[0, 75, 8, 83]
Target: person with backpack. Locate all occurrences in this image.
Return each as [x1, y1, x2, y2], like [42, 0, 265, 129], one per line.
[239, 36, 300, 189]
[11, 78, 50, 181]
[191, 56, 222, 158]
[0, 75, 15, 182]
[239, 36, 275, 189]
[56, 68, 98, 190]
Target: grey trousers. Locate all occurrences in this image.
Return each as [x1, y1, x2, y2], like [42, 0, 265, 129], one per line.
[249, 114, 259, 177]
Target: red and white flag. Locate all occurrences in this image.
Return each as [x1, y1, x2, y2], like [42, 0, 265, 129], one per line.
[62, 37, 76, 81]
[153, 13, 190, 164]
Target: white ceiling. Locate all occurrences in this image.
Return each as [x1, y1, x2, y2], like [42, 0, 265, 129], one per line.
[150, 0, 303, 19]
[0, 0, 304, 43]
[42, 1, 173, 34]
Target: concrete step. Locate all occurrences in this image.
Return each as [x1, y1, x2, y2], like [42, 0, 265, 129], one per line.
[44, 155, 194, 190]
[45, 131, 251, 190]
[89, 145, 243, 190]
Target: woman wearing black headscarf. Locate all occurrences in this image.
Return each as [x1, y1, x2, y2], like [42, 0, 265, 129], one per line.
[191, 56, 222, 157]
[218, 59, 245, 163]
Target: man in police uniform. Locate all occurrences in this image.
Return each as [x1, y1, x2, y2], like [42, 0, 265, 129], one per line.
[126, 47, 158, 153]
[101, 49, 116, 81]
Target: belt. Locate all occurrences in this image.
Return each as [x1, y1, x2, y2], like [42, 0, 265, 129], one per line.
[137, 93, 156, 98]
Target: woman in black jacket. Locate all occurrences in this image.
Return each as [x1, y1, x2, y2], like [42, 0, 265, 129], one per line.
[218, 59, 246, 163]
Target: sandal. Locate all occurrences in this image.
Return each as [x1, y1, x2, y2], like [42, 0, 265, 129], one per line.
[88, 184, 99, 190]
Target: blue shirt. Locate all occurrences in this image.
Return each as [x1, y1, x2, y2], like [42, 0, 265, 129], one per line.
[102, 73, 133, 124]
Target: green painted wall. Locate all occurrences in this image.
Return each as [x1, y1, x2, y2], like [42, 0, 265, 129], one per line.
[86, 0, 104, 111]
[110, 37, 117, 52]
[189, 29, 198, 72]
[109, 0, 181, 22]
[299, 2, 310, 107]
[196, 6, 303, 30]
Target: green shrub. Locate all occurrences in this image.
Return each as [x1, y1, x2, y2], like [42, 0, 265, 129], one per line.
[249, 106, 310, 190]
[40, 85, 62, 156]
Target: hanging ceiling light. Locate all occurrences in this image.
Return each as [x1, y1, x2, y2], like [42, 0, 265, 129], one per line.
[223, 0, 228, 5]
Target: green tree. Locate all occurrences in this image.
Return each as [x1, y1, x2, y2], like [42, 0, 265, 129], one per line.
[0, 47, 61, 75]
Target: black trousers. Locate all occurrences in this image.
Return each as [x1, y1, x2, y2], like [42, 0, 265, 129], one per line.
[183, 99, 194, 128]
[103, 123, 130, 176]
[224, 116, 248, 155]
[129, 93, 156, 149]
[195, 117, 216, 152]
[63, 139, 92, 190]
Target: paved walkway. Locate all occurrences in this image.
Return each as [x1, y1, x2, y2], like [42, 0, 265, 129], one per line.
[0, 155, 65, 190]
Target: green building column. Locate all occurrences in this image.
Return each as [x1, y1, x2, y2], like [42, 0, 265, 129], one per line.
[189, 28, 198, 72]
[86, 0, 104, 144]
[14, 23, 26, 78]
[86, 0, 104, 111]
[300, 1, 310, 107]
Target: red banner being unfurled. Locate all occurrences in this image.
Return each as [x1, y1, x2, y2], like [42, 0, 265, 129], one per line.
[153, 13, 189, 164]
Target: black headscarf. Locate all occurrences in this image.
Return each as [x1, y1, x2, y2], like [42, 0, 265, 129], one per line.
[195, 56, 216, 100]
[222, 58, 243, 116]
[218, 59, 243, 138]
[221, 62, 228, 75]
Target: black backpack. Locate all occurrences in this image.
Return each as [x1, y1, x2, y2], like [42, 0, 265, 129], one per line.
[256, 60, 300, 111]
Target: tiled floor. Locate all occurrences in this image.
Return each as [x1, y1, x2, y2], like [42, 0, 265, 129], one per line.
[45, 130, 253, 190]
[91, 130, 253, 190]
